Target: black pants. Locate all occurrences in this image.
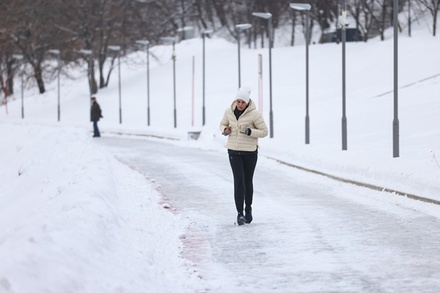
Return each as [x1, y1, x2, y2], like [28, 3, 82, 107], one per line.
[228, 151, 258, 214]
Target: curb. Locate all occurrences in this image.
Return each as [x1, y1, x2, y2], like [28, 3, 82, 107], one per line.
[265, 156, 440, 206]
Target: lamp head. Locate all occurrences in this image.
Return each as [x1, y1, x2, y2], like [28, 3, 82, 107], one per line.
[48, 49, 60, 55]
[78, 49, 92, 55]
[252, 12, 272, 19]
[136, 40, 150, 46]
[108, 45, 121, 51]
[13, 54, 23, 60]
[235, 23, 252, 31]
[289, 3, 311, 11]
[160, 36, 176, 43]
[201, 29, 214, 35]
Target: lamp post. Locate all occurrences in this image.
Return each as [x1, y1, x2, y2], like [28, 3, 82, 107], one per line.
[235, 24, 252, 88]
[48, 49, 61, 122]
[252, 12, 274, 138]
[161, 36, 177, 128]
[136, 40, 151, 126]
[290, 3, 312, 144]
[393, 0, 399, 157]
[108, 45, 122, 124]
[12, 54, 24, 119]
[338, 1, 348, 150]
[201, 29, 213, 126]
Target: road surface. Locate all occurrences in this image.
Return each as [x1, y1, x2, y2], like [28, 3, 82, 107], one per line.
[98, 135, 440, 293]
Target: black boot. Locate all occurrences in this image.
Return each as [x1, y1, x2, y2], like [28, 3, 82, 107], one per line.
[237, 213, 246, 226]
[245, 207, 252, 224]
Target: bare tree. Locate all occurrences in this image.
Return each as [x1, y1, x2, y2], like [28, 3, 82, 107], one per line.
[0, 0, 63, 94]
[0, 26, 18, 97]
[418, 0, 440, 36]
[0, 0, 437, 97]
[347, 0, 370, 41]
[360, 0, 394, 41]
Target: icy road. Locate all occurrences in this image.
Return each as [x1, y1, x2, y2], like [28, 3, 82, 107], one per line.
[99, 135, 440, 293]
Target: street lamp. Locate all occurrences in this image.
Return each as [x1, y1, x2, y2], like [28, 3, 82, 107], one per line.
[235, 23, 252, 88]
[252, 12, 274, 138]
[108, 45, 122, 124]
[136, 40, 151, 126]
[48, 49, 61, 122]
[201, 29, 213, 126]
[78, 49, 93, 97]
[393, 0, 399, 157]
[161, 36, 177, 128]
[12, 54, 24, 119]
[290, 3, 311, 144]
[338, 2, 348, 150]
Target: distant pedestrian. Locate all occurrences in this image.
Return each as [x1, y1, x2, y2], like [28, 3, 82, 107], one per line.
[90, 96, 103, 137]
[219, 87, 268, 225]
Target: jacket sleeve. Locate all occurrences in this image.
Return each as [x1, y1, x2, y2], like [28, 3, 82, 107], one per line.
[219, 109, 230, 133]
[250, 113, 268, 138]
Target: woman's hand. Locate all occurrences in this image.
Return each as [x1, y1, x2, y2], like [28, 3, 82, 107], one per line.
[222, 126, 231, 136]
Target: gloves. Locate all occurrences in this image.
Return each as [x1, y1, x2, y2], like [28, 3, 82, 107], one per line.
[222, 126, 231, 136]
[240, 128, 252, 136]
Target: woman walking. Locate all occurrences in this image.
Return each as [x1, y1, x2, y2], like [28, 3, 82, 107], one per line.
[219, 87, 268, 225]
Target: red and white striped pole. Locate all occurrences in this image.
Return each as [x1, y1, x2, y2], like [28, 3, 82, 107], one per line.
[258, 54, 263, 112]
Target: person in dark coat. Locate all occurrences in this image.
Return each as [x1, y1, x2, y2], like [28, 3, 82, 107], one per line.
[90, 96, 103, 137]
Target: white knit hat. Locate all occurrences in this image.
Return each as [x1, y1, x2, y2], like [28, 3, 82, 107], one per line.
[235, 87, 251, 104]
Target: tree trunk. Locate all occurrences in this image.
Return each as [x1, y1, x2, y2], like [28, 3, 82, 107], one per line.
[34, 66, 45, 94]
[6, 59, 14, 95]
[91, 60, 98, 95]
[99, 54, 106, 89]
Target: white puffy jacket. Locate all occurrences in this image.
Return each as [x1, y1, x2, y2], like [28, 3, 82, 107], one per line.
[219, 99, 268, 152]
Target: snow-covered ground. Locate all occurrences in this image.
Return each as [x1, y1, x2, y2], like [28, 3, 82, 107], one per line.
[1, 17, 440, 292]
